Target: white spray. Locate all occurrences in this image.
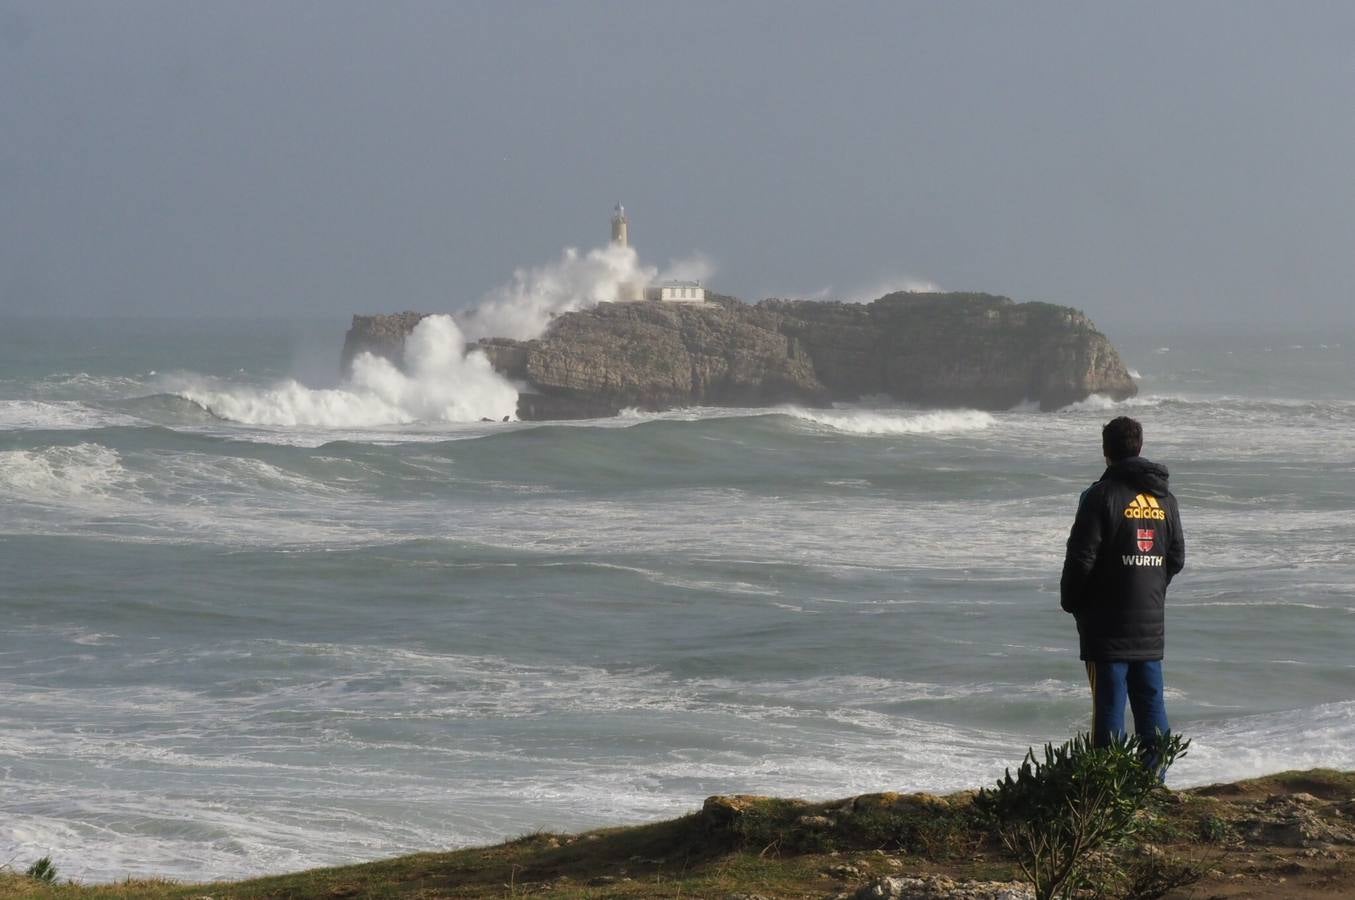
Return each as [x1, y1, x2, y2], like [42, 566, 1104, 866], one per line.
[176, 238, 714, 427]
[460, 242, 656, 342]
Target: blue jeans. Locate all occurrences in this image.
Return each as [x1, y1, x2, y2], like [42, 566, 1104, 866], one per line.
[1085, 660, 1170, 759]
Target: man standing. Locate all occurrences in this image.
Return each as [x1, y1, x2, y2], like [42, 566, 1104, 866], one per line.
[1061, 416, 1185, 757]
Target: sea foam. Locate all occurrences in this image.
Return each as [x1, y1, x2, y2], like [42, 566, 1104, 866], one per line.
[0, 443, 132, 502]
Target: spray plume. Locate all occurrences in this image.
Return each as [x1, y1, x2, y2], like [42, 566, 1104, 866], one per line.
[179, 316, 517, 427]
[460, 243, 656, 342]
[176, 240, 714, 427]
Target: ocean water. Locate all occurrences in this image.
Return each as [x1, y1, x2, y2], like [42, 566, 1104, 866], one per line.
[1, 316, 1352, 882]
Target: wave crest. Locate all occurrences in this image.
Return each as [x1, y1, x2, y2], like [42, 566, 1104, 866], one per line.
[0, 443, 133, 501]
[784, 407, 995, 435]
[1058, 394, 1169, 412]
[0, 400, 141, 431]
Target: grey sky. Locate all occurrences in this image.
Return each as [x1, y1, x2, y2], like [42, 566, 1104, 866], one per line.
[2, 1, 1352, 330]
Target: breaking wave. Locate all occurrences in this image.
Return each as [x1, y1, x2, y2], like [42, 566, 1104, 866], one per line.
[1057, 393, 1171, 412]
[783, 407, 995, 435]
[172, 316, 518, 427]
[0, 443, 133, 502]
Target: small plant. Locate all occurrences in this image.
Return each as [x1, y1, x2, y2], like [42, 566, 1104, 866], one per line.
[1118, 851, 1206, 900]
[25, 855, 58, 883]
[1197, 813, 1229, 844]
[974, 732, 1189, 900]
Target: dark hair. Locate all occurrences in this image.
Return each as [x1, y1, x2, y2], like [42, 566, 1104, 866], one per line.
[1102, 416, 1143, 462]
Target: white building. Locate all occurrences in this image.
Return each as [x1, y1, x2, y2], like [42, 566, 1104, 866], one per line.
[644, 281, 706, 303]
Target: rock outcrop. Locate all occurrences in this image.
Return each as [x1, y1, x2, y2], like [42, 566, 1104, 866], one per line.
[341, 292, 1136, 420]
[340, 311, 427, 375]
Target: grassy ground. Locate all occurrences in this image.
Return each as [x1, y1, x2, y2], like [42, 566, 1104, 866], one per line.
[3, 770, 1354, 899]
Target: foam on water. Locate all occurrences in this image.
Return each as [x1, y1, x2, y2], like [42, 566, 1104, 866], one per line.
[1180, 700, 1355, 784]
[0, 439, 392, 547]
[5, 372, 151, 402]
[0, 632, 1078, 879]
[5, 629, 1352, 881]
[2, 324, 1354, 881]
[0, 400, 143, 431]
[0, 443, 134, 502]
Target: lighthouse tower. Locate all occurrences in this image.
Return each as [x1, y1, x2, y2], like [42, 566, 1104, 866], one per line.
[610, 203, 644, 301]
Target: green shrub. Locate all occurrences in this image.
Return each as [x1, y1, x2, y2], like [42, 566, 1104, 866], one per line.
[25, 856, 58, 883]
[974, 732, 1189, 900]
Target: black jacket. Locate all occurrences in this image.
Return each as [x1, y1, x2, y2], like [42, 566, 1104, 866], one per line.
[1060, 456, 1185, 661]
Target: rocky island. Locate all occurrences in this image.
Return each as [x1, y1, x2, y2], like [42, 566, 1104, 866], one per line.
[341, 292, 1137, 421]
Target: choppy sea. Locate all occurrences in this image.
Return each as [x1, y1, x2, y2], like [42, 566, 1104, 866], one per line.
[2, 316, 1352, 882]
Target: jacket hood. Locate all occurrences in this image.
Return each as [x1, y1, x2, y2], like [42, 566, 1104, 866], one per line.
[1102, 456, 1170, 497]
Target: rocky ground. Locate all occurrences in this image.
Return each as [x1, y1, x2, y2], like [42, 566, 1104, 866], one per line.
[3, 770, 1353, 899]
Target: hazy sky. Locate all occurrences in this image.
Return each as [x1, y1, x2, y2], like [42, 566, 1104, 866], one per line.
[2, 2, 1352, 330]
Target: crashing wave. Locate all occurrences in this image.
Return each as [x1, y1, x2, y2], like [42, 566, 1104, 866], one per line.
[173, 316, 518, 427]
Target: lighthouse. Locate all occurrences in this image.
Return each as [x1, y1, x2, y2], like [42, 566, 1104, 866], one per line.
[604, 203, 704, 304]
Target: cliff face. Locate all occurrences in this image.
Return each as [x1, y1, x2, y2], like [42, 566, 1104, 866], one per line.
[341, 292, 1136, 420]
[768, 293, 1136, 411]
[478, 296, 832, 419]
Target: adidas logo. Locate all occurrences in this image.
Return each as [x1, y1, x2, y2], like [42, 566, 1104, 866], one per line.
[1124, 493, 1167, 521]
